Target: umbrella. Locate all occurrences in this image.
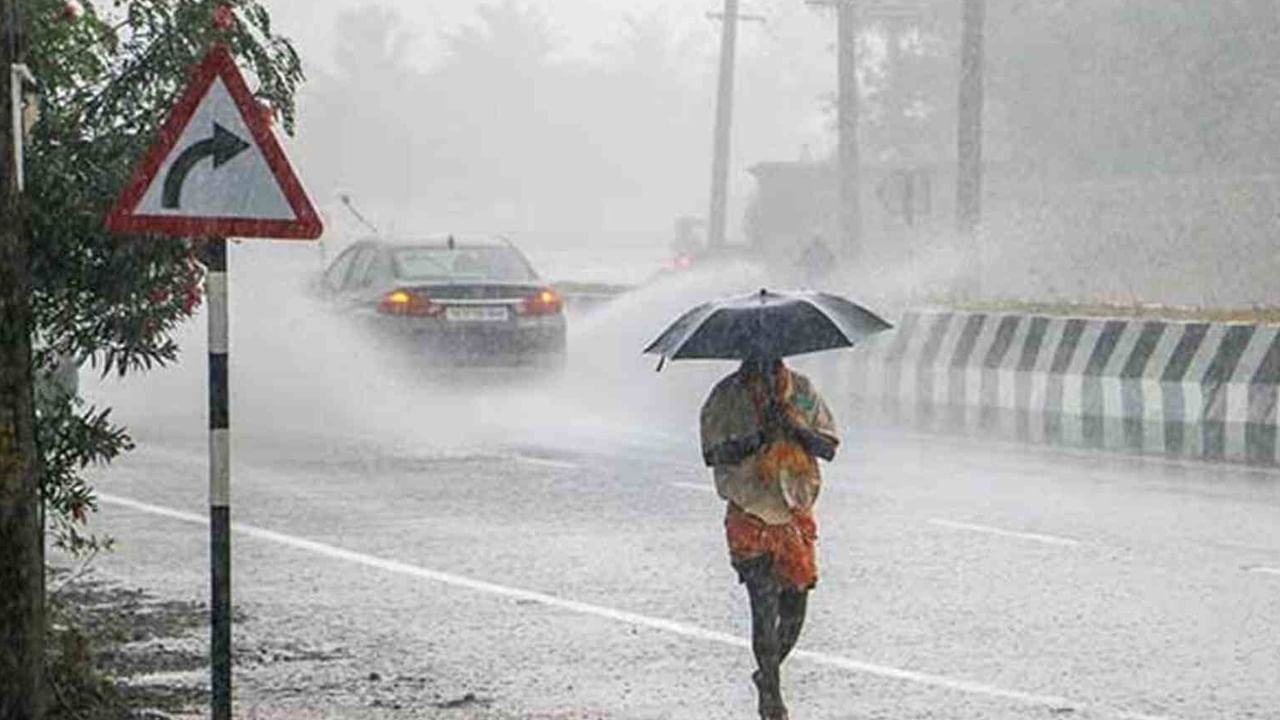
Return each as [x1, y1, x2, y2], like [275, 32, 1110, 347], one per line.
[643, 288, 892, 366]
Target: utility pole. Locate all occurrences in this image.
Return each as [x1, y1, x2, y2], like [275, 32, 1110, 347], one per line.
[808, 0, 862, 261]
[706, 0, 739, 251]
[956, 0, 985, 236]
[706, 1, 764, 251]
[0, 0, 44, 717]
[836, 0, 861, 261]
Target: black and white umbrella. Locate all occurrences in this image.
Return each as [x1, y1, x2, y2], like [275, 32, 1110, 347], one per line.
[643, 288, 892, 366]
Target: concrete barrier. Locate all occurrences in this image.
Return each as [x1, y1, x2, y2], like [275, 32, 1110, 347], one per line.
[845, 311, 1280, 466]
[554, 282, 633, 315]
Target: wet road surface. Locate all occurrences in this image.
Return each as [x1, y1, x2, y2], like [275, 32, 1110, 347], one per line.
[80, 420, 1280, 720]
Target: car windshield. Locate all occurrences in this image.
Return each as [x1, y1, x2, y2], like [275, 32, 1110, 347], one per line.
[392, 246, 537, 283]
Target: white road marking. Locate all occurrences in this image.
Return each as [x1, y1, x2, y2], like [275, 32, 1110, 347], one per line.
[510, 454, 580, 471]
[670, 481, 717, 494]
[928, 518, 1081, 547]
[1246, 566, 1280, 576]
[889, 428, 1280, 481]
[120, 669, 206, 687]
[97, 493, 1172, 720]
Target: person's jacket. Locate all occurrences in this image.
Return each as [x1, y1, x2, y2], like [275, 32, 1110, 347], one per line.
[700, 365, 839, 525]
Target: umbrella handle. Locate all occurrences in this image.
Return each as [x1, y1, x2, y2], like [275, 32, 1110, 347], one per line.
[766, 364, 775, 403]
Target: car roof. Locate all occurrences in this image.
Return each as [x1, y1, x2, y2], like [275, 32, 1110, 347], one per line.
[357, 235, 516, 250]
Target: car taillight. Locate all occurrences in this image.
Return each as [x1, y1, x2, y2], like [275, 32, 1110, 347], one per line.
[379, 289, 442, 316]
[519, 287, 563, 316]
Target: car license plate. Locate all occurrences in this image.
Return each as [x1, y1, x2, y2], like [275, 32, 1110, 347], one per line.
[444, 305, 509, 323]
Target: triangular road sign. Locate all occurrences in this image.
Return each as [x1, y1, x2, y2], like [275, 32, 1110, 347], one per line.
[106, 44, 323, 240]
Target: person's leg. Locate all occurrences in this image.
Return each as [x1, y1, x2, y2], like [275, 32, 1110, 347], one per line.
[747, 575, 781, 683]
[741, 556, 785, 718]
[777, 588, 809, 663]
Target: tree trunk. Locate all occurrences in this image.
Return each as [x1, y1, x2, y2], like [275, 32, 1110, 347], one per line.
[0, 0, 44, 715]
[956, 0, 985, 235]
[836, 0, 861, 261]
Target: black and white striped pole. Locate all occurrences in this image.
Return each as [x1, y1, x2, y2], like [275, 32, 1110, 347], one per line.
[206, 237, 232, 720]
[102, 41, 324, 720]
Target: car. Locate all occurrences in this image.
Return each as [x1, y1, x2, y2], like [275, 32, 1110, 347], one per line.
[318, 236, 566, 368]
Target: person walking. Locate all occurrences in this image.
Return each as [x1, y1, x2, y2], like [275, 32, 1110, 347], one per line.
[701, 357, 839, 720]
[796, 233, 837, 288]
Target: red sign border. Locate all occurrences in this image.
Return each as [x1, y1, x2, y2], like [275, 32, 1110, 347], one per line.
[105, 44, 323, 240]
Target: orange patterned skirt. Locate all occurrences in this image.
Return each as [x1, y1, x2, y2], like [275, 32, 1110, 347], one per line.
[725, 503, 818, 591]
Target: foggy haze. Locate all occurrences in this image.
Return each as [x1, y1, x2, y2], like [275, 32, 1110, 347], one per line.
[92, 0, 1280, 454]
[58, 3, 1280, 718]
[266, 1, 1280, 304]
[277, 0, 834, 274]
[272, 0, 706, 68]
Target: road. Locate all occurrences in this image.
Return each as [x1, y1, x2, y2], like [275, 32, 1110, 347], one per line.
[68, 257, 1280, 719]
[78, 404, 1280, 720]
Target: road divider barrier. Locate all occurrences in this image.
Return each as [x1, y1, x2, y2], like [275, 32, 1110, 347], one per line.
[553, 282, 634, 315]
[841, 311, 1280, 466]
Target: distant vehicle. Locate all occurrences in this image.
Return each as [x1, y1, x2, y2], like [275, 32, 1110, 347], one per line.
[318, 236, 566, 368]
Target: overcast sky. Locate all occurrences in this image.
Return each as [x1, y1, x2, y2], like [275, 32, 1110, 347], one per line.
[261, 0, 836, 244]
[267, 0, 709, 71]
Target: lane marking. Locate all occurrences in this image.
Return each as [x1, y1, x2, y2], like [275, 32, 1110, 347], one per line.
[670, 481, 717, 494]
[510, 455, 580, 471]
[98, 492, 1171, 720]
[1246, 566, 1280, 576]
[928, 518, 1081, 547]
[121, 669, 206, 687]
[881, 428, 1280, 481]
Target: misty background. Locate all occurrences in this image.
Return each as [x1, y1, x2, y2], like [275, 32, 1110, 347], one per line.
[89, 0, 1280, 460]
[55, 8, 1280, 718]
[282, 0, 831, 284]
[259, 0, 1280, 305]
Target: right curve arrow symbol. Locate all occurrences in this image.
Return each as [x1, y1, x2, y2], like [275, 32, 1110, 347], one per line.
[162, 123, 251, 210]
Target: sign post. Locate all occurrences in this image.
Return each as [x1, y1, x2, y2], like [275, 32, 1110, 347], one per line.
[206, 236, 231, 718]
[105, 43, 322, 720]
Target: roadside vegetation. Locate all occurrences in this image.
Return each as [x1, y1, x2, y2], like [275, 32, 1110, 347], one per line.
[43, 568, 207, 720]
[954, 300, 1280, 325]
[1, 2, 301, 716]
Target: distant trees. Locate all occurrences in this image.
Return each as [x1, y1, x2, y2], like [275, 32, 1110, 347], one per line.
[301, 5, 422, 209]
[299, 0, 1280, 245]
[988, 0, 1280, 176]
[581, 12, 708, 213]
[426, 0, 617, 213]
[298, 2, 720, 233]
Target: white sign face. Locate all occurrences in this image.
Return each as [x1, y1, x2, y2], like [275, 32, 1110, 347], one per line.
[134, 77, 295, 221]
[106, 44, 322, 240]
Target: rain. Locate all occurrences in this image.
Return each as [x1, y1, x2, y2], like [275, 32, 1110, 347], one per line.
[7, 2, 1279, 720]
